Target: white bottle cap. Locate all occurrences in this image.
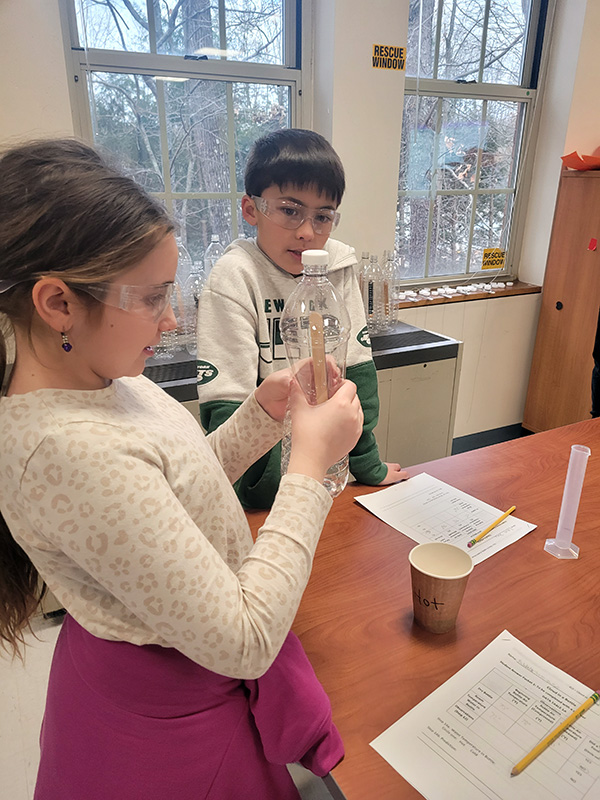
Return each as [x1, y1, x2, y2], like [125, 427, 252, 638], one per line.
[301, 249, 329, 267]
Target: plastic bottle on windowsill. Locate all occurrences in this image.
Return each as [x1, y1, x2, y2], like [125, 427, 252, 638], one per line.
[203, 235, 224, 276]
[362, 253, 385, 334]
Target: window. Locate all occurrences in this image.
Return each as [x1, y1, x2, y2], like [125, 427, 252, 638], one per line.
[397, 0, 549, 281]
[62, 0, 301, 263]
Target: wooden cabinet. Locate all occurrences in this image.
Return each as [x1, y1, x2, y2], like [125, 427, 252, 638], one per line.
[523, 170, 600, 433]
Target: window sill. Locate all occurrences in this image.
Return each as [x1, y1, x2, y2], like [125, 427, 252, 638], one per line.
[396, 280, 540, 310]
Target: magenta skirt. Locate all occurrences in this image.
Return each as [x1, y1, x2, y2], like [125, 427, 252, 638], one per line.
[35, 616, 343, 799]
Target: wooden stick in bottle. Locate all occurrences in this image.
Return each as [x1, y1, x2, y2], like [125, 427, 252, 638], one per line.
[309, 311, 328, 405]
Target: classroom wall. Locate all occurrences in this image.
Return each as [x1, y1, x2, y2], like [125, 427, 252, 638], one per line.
[563, 0, 600, 158]
[0, 0, 74, 143]
[0, 0, 595, 438]
[312, 0, 407, 257]
[517, 0, 588, 288]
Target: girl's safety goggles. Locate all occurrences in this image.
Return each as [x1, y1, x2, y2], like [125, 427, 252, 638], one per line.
[0, 278, 174, 323]
[76, 281, 175, 322]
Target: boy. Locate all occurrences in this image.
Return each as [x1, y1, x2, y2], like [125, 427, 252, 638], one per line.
[196, 128, 407, 508]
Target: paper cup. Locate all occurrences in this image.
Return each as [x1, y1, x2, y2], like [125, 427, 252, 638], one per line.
[408, 542, 473, 634]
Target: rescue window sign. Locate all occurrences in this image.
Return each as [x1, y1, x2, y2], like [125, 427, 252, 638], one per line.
[482, 248, 506, 270]
[372, 44, 406, 71]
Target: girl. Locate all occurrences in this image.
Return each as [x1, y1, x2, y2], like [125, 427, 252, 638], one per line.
[0, 139, 363, 799]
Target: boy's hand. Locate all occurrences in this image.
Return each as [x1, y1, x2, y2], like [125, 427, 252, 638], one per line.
[254, 369, 292, 423]
[378, 463, 410, 485]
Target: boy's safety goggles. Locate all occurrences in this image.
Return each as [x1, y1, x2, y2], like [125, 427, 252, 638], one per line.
[251, 196, 340, 235]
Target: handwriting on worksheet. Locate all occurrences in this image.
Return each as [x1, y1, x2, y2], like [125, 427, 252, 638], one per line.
[355, 473, 536, 564]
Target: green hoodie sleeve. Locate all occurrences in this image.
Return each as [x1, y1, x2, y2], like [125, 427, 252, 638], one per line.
[346, 361, 388, 485]
[200, 399, 282, 510]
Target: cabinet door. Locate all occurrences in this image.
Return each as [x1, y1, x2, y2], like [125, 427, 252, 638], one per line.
[523, 171, 600, 432]
[377, 359, 458, 468]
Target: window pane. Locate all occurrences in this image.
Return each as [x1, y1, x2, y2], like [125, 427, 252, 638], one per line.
[154, 0, 283, 63]
[396, 195, 430, 280]
[165, 78, 230, 194]
[400, 1, 539, 281]
[399, 95, 438, 192]
[437, 98, 482, 191]
[479, 101, 524, 189]
[76, 0, 284, 64]
[482, 0, 531, 84]
[224, 0, 284, 64]
[397, 94, 522, 280]
[406, 0, 438, 79]
[164, 78, 290, 194]
[76, 1, 150, 52]
[233, 83, 290, 192]
[173, 199, 233, 264]
[437, 1, 484, 81]
[430, 194, 473, 277]
[89, 72, 163, 192]
[469, 193, 513, 271]
[406, 0, 530, 85]
[90, 71, 289, 195]
[155, 0, 219, 57]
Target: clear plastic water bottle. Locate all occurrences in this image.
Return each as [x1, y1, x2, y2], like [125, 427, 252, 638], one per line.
[171, 278, 186, 352]
[362, 253, 385, 334]
[204, 234, 224, 276]
[382, 249, 395, 330]
[358, 250, 369, 295]
[176, 237, 193, 285]
[183, 264, 206, 356]
[280, 249, 351, 498]
[154, 281, 184, 360]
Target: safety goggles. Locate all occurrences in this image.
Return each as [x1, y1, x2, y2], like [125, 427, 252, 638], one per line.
[77, 282, 175, 323]
[0, 277, 174, 323]
[251, 196, 340, 235]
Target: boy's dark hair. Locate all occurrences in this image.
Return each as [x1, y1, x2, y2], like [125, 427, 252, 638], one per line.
[244, 128, 345, 206]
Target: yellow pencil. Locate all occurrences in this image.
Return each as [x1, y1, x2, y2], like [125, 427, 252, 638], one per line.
[512, 692, 599, 776]
[467, 506, 516, 548]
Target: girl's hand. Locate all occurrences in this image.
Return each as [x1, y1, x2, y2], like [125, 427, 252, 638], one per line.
[254, 369, 292, 423]
[287, 378, 363, 483]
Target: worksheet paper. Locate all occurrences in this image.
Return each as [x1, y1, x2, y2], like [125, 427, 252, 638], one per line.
[355, 473, 536, 565]
[371, 631, 600, 800]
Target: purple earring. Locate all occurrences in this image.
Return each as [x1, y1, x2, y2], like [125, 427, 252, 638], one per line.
[61, 332, 72, 352]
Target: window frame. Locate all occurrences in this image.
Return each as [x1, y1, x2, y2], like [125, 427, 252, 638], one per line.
[398, 0, 553, 285]
[59, 0, 305, 242]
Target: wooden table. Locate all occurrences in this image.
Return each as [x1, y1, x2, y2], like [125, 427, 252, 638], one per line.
[247, 419, 600, 799]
